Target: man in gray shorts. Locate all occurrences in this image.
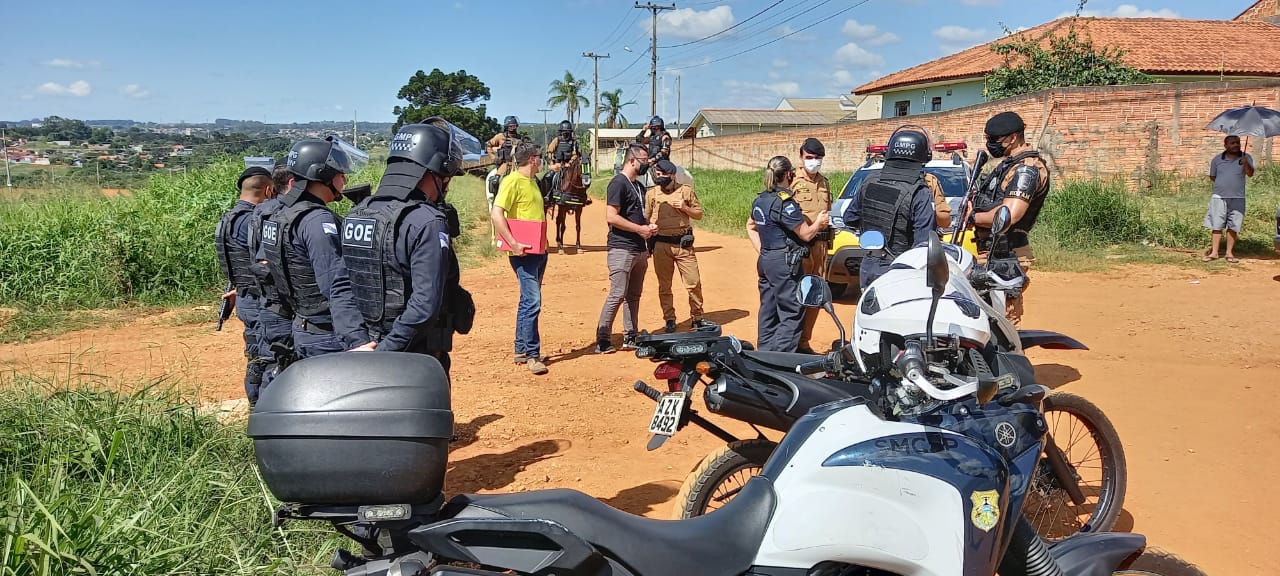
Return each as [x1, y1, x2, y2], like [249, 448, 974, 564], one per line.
[1203, 135, 1254, 263]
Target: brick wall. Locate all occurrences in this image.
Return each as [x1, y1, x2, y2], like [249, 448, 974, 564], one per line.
[670, 80, 1280, 186]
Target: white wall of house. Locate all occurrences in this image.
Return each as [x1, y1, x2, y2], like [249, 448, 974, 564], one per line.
[879, 80, 987, 119]
[855, 95, 883, 121]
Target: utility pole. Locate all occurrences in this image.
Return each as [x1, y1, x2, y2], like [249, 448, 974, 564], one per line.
[353, 110, 358, 145]
[583, 51, 610, 172]
[635, 2, 675, 118]
[676, 74, 682, 135]
[538, 108, 551, 145]
[1, 126, 11, 188]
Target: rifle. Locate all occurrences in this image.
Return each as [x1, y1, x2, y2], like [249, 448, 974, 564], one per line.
[950, 149, 990, 246]
[216, 281, 234, 331]
[341, 183, 372, 205]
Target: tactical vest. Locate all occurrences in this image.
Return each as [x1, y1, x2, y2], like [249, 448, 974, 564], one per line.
[553, 138, 576, 163]
[860, 163, 924, 256]
[262, 201, 329, 318]
[973, 150, 1042, 213]
[248, 199, 291, 316]
[341, 199, 417, 335]
[647, 132, 670, 161]
[215, 202, 258, 292]
[496, 133, 520, 165]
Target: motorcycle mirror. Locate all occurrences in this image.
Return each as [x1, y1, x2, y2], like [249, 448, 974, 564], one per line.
[859, 230, 885, 250]
[991, 205, 1012, 236]
[795, 275, 833, 309]
[925, 232, 949, 298]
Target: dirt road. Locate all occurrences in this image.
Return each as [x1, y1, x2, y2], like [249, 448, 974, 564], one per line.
[4, 196, 1277, 573]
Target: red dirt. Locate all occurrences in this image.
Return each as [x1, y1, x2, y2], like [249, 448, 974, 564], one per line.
[3, 198, 1276, 573]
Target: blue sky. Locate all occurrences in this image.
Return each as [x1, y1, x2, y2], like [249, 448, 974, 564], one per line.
[1, 0, 1250, 128]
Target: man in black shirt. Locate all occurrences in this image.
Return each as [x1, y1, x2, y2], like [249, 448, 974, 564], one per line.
[595, 143, 658, 353]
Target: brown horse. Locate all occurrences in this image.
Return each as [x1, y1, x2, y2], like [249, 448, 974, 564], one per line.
[552, 157, 591, 252]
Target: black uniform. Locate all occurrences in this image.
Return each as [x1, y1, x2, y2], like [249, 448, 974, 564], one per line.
[843, 160, 937, 289]
[249, 197, 294, 385]
[262, 191, 371, 357]
[752, 187, 808, 352]
[215, 199, 266, 403]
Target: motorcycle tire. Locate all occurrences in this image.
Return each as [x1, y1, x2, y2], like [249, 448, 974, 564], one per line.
[1113, 548, 1208, 576]
[1026, 391, 1128, 542]
[673, 438, 777, 519]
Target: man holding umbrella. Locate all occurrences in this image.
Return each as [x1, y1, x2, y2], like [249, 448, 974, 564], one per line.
[1202, 135, 1254, 263]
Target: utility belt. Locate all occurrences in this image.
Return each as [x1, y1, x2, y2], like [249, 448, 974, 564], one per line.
[235, 285, 261, 299]
[976, 230, 1030, 253]
[653, 229, 694, 247]
[811, 227, 833, 243]
[294, 317, 334, 335]
[784, 240, 810, 276]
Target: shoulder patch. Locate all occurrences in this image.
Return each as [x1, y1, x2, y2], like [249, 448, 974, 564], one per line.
[777, 190, 792, 200]
[439, 231, 450, 249]
[322, 222, 339, 235]
[784, 202, 798, 216]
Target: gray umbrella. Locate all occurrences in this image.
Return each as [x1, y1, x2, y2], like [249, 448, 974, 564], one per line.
[1205, 105, 1280, 138]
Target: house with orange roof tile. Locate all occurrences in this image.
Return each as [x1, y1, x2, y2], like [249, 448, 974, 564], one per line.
[853, 0, 1280, 119]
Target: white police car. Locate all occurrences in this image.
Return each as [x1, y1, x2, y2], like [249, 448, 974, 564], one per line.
[825, 142, 973, 296]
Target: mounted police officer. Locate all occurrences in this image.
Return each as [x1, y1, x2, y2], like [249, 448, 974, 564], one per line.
[636, 115, 672, 168]
[792, 137, 831, 354]
[968, 111, 1050, 326]
[487, 116, 522, 176]
[262, 136, 375, 358]
[216, 165, 277, 406]
[247, 163, 298, 391]
[341, 117, 476, 377]
[843, 126, 937, 290]
[545, 120, 580, 200]
[747, 156, 830, 352]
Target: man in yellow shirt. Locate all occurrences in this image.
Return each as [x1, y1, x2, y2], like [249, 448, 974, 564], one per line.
[646, 159, 713, 333]
[490, 142, 549, 375]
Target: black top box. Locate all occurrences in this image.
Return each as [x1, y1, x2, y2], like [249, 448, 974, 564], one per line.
[248, 352, 453, 505]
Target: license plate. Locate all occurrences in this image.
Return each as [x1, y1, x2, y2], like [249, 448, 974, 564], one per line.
[647, 392, 686, 436]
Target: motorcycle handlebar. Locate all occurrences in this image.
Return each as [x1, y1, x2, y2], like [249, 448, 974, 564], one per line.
[633, 381, 663, 402]
[796, 357, 831, 376]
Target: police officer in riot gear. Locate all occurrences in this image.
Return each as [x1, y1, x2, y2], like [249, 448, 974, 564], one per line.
[843, 126, 938, 290]
[487, 116, 522, 175]
[968, 111, 1050, 326]
[341, 117, 476, 377]
[550, 120, 578, 166]
[747, 156, 830, 352]
[636, 115, 672, 166]
[216, 165, 276, 405]
[247, 163, 297, 390]
[262, 136, 374, 358]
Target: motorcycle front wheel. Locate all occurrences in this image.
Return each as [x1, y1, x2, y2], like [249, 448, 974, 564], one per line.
[1024, 391, 1128, 541]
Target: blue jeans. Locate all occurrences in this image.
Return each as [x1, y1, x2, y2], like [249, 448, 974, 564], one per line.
[509, 254, 547, 359]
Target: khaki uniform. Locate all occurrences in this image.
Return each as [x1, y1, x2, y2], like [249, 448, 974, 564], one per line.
[487, 132, 518, 176]
[924, 172, 952, 229]
[646, 183, 705, 323]
[791, 168, 830, 351]
[975, 142, 1049, 326]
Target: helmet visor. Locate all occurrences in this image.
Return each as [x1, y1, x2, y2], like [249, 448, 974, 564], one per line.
[326, 136, 370, 175]
[425, 118, 485, 162]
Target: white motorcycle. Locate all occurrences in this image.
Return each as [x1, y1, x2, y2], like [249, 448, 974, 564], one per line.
[252, 233, 1202, 576]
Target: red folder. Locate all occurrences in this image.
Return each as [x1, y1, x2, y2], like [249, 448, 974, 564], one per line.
[496, 218, 548, 254]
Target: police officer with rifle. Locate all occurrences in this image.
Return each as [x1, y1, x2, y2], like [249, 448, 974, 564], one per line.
[341, 117, 476, 377]
[262, 136, 375, 358]
[215, 165, 277, 405]
[747, 156, 830, 352]
[842, 126, 938, 290]
[966, 111, 1050, 326]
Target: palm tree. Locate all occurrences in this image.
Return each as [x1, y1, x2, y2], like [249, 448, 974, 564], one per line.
[598, 89, 637, 129]
[547, 71, 590, 126]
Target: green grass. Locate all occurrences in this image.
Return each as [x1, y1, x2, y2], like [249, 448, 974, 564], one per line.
[0, 377, 342, 575]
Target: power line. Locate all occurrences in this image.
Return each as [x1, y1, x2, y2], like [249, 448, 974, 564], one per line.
[661, 0, 826, 62]
[603, 47, 650, 82]
[664, 0, 872, 71]
[659, 0, 787, 49]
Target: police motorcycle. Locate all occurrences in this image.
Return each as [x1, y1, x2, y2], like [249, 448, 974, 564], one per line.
[248, 237, 1205, 576]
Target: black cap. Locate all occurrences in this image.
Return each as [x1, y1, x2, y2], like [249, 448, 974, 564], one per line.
[654, 159, 678, 175]
[801, 137, 826, 156]
[237, 166, 271, 190]
[985, 111, 1025, 138]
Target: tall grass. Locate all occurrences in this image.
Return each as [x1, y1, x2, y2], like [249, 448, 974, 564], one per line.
[0, 376, 340, 575]
[0, 157, 494, 311]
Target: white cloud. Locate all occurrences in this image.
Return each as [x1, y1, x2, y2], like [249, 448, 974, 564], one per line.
[656, 6, 735, 40]
[772, 58, 789, 68]
[834, 42, 884, 69]
[37, 80, 92, 97]
[722, 79, 801, 107]
[1062, 4, 1180, 18]
[334, 104, 344, 111]
[833, 70, 856, 86]
[44, 58, 99, 68]
[121, 84, 150, 99]
[933, 25, 995, 54]
[841, 19, 900, 46]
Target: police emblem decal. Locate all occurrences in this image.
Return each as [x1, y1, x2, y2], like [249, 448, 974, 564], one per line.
[322, 222, 339, 235]
[439, 231, 450, 248]
[970, 490, 1000, 532]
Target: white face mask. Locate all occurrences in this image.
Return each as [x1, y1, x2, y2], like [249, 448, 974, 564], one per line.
[803, 158, 823, 174]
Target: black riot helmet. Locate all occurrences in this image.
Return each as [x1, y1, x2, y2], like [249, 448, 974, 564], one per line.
[284, 135, 369, 203]
[884, 125, 932, 164]
[503, 116, 519, 133]
[649, 115, 665, 131]
[379, 117, 474, 200]
[558, 120, 573, 135]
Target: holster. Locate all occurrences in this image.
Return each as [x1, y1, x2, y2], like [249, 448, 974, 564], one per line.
[785, 242, 810, 276]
